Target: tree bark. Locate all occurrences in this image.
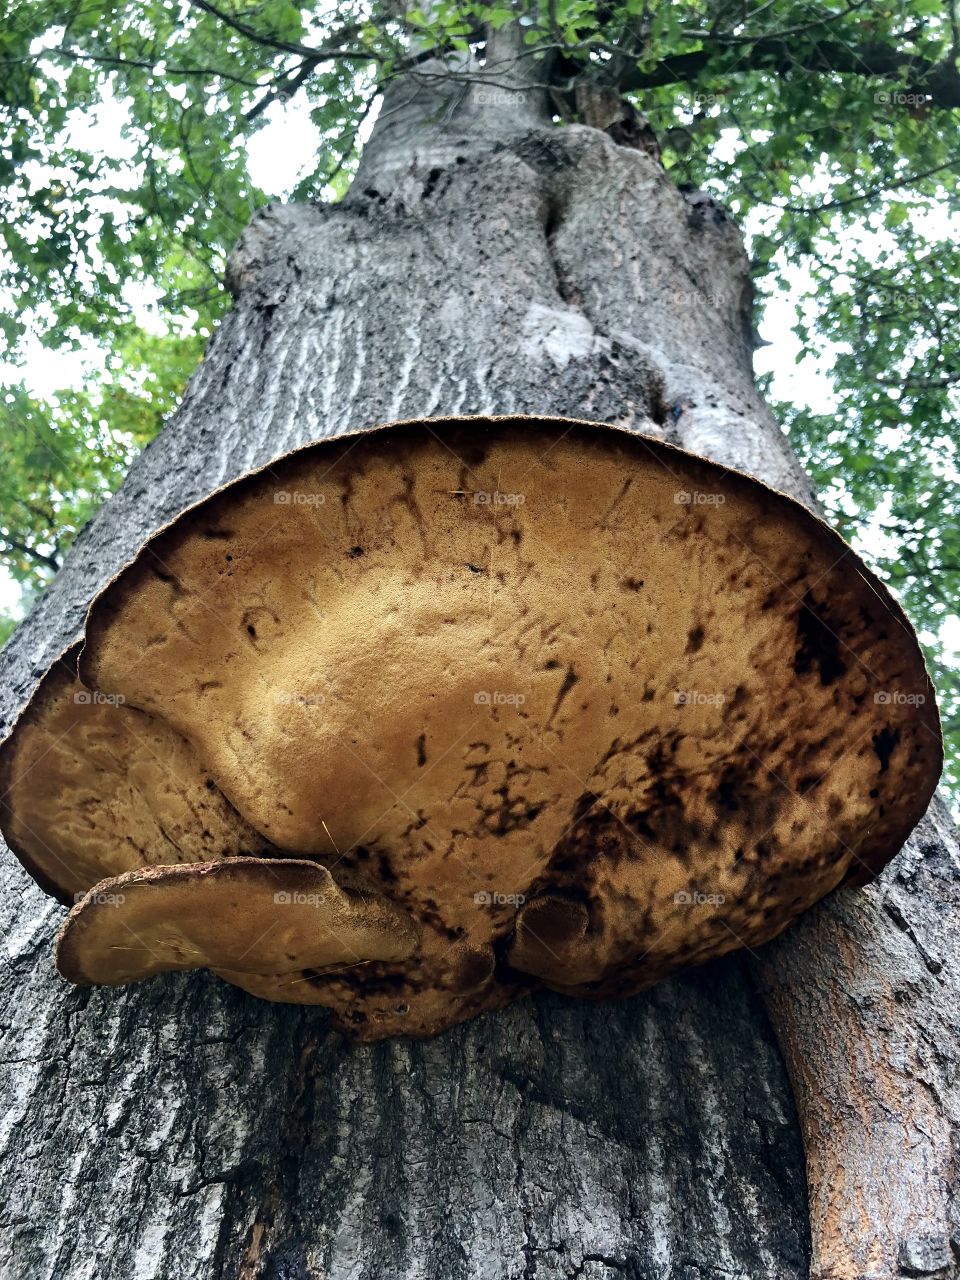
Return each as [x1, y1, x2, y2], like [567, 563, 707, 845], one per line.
[1, 50, 957, 1280]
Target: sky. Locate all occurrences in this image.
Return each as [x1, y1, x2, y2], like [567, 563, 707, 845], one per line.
[3, 89, 957, 663]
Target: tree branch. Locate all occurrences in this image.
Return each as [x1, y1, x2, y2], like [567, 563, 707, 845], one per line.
[2, 43, 265, 88]
[188, 0, 374, 65]
[0, 535, 60, 574]
[614, 35, 960, 110]
[245, 56, 322, 122]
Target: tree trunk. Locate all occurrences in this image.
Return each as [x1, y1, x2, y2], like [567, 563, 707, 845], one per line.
[1, 48, 958, 1280]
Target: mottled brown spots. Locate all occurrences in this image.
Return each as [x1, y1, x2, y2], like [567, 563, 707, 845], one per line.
[547, 665, 578, 727]
[794, 592, 846, 686]
[872, 727, 900, 774]
[713, 770, 742, 812]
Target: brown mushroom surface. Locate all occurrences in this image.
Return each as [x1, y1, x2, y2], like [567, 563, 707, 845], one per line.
[5, 416, 941, 1040]
[0, 650, 272, 904]
[57, 858, 417, 985]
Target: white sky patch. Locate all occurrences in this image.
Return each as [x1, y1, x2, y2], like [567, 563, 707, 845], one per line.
[942, 615, 960, 656]
[246, 89, 380, 197]
[753, 280, 838, 416]
[245, 97, 324, 194]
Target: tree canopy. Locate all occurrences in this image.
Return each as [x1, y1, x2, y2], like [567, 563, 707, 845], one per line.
[2, 0, 958, 795]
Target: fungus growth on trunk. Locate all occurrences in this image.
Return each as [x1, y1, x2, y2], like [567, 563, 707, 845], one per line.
[0, 415, 941, 1041]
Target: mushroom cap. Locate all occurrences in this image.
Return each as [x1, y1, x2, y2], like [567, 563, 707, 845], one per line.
[56, 858, 417, 985]
[0, 648, 271, 904]
[6, 416, 941, 1040]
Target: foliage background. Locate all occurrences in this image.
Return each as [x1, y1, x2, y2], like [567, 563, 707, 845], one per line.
[2, 0, 957, 796]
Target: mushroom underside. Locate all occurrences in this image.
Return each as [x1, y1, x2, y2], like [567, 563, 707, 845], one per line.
[2, 416, 941, 1041]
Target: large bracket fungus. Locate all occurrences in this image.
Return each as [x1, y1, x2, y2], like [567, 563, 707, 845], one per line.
[0, 416, 941, 1041]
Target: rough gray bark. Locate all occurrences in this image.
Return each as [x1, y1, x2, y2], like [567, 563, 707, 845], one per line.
[1, 50, 957, 1280]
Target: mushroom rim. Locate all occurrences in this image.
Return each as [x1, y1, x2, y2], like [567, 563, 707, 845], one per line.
[0, 643, 88, 906]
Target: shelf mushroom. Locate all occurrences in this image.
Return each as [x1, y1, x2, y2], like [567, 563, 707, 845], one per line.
[0, 415, 942, 1041]
[57, 859, 417, 986]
